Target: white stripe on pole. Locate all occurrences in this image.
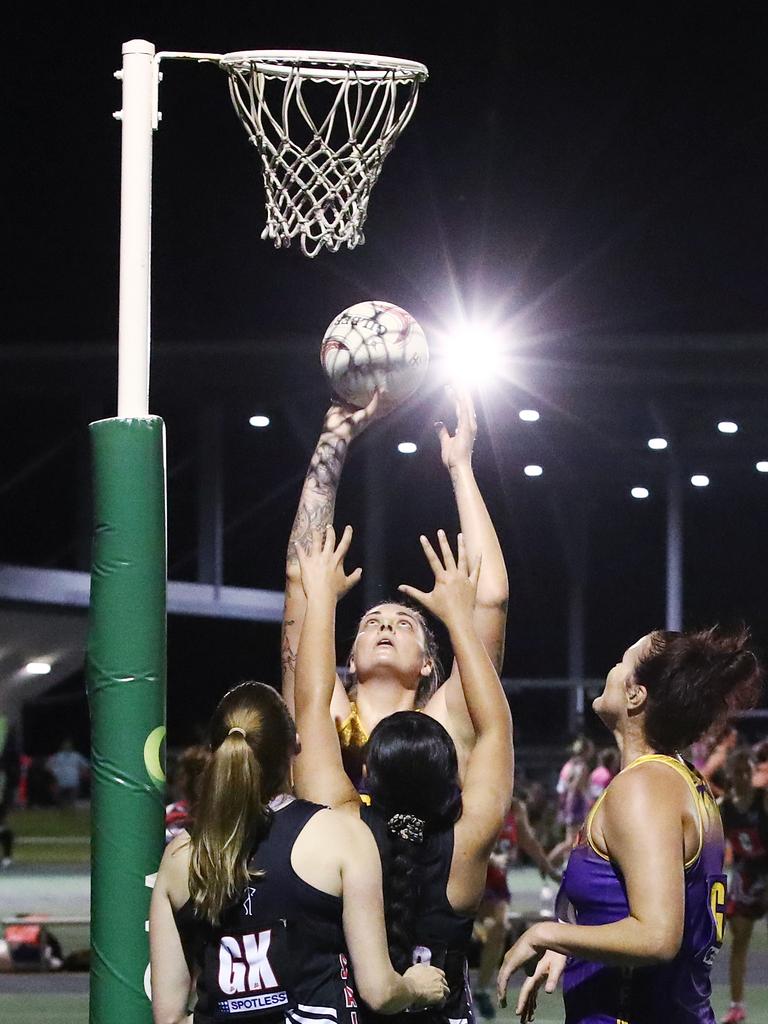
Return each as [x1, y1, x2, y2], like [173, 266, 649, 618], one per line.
[116, 39, 156, 418]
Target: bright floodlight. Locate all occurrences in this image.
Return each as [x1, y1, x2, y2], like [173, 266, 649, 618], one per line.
[249, 415, 270, 428]
[397, 441, 418, 454]
[444, 321, 505, 385]
[631, 487, 650, 499]
[519, 409, 540, 422]
[691, 474, 710, 487]
[756, 462, 768, 473]
[647, 437, 668, 450]
[524, 464, 543, 477]
[25, 661, 52, 675]
[717, 421, 738, 434]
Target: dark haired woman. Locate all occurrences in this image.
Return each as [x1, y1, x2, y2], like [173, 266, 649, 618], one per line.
[293, 525, 514, 1024]
[497, 628, 762, 1024]
[281, 386, 508, 786]
[149, 681, 448, 1024]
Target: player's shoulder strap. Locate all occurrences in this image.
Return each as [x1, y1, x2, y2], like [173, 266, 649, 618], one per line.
[624, 752, 706, 792]
[587, 753, 708, 867]
[250, 796, 326, 861]
[622, 753, 707, 868]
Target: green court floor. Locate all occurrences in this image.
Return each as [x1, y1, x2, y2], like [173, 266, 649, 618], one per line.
[2, 980, 768, 1024]
[2, 931, 765, 1023]
[3, 992, 88, 1024]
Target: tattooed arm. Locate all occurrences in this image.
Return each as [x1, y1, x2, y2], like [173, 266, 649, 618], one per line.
[282, 396, 380, 720]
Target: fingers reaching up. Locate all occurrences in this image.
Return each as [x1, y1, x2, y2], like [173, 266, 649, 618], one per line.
[296, 524, 362, 601]
[398, 531, 480, 628]
[435, 384, 478, 471]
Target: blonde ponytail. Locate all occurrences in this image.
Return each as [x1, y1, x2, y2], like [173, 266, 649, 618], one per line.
[187, 682, 295, 924]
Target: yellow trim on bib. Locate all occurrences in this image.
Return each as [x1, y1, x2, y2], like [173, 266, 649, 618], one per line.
[585, 786, 612, 861]
[586, 753, 707, 869]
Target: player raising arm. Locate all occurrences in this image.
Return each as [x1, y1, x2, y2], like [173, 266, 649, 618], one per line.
[497, 629, 762, 1024]
[281, 385, 508, 784]
[291, 525, 513, 1024]
[149, 682, 447, 1024]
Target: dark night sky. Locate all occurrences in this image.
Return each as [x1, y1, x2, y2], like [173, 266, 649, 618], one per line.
[4, 4, 768, 750]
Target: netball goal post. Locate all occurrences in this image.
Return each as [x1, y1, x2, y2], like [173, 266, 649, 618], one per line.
[87, 39, 427, 1024]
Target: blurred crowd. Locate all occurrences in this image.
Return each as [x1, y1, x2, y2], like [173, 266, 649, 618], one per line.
[0, 723, 90, 869]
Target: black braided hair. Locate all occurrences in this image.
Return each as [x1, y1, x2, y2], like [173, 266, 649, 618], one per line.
[365, 711, 462, 971]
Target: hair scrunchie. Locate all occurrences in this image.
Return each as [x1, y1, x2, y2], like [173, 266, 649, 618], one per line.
[387, 812, 425, 844]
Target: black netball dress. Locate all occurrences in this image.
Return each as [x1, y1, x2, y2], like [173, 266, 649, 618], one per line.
[360, 804, 475, 1024]
[175, 797, 362, 1024]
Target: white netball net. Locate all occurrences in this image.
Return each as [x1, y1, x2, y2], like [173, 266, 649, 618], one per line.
[220, 51, 428, 258]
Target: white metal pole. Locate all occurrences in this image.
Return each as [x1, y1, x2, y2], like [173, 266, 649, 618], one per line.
[114, 40, 157, 418]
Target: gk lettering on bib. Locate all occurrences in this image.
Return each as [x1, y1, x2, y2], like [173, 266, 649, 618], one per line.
[218, 930, 281, 996]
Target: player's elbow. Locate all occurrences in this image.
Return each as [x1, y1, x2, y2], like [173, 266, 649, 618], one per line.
[152, 999, 190, 1024]
[476, 591, 509, 612]
[654, 929, 682, 963]
[357, 976, 401, 1013]
[362, 991, 392, 1014]
[637, 922, 682, 964]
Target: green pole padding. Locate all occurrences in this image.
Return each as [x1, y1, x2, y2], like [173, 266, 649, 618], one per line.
[87, 416, 167, 1024]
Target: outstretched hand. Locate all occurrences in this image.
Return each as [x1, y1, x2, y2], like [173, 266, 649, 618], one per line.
[398, 531, 480, 630]
[435, 385, 477, 471]
[498, 946, 566, 1022]
[296, 525, 362, 602]
[323, 391, 386, 442]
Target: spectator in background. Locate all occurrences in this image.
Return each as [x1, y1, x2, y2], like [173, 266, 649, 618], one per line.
[589, 746, 620, 802]
[692, 724, 740, 797]
[549, 755, 592, 869]
[47, 738, 89, 807]
[524, 781, 560, 852]
[0, 716, 20, 868]
[548, 737, 596, 867]
[164, 744, 208, 843]
[556, 737, 595, 806]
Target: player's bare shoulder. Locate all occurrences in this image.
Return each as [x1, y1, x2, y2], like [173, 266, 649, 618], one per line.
[602, 759, 692, 825]
[161, 830, 192, 870]
[155, 830, 192, 908]
[294, 802, 365, 856]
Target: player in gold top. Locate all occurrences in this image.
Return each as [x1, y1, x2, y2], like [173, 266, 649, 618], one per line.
[281, 385, 508, 786]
